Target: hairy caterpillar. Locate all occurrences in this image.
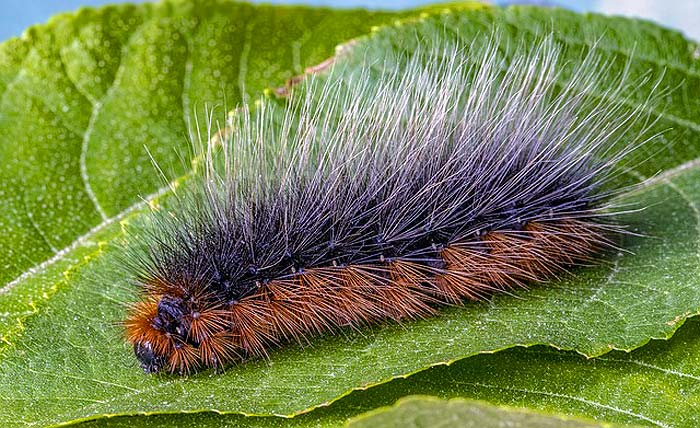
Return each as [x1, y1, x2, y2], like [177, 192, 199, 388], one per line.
[121, 33, 653, 374]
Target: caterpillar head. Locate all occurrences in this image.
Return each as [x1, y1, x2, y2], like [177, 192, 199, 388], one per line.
[133, 339, 167, 374]
[125, 291, 234, 374]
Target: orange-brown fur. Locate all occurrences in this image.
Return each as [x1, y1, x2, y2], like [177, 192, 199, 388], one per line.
[125, 219, 608, 374]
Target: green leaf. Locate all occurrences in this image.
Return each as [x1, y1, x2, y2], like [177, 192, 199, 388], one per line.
[74, 309, 700, 428]
[347, 396, 628, 428]
[1, 2, 699, 427]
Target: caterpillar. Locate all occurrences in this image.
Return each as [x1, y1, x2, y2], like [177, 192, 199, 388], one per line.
[121, 33, 654, 374]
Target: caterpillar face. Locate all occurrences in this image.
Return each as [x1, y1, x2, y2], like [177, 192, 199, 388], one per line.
[127, 296, 193, 373]
[121, 34, 653, 374]
[127, 288, 243, 373]
[134, 340, 167, 374]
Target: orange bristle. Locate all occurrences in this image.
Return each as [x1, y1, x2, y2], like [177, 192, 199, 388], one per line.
[124, 217, 622, 373]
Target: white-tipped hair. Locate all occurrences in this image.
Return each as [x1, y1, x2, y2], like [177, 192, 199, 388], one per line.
[123, 31, 658, 374]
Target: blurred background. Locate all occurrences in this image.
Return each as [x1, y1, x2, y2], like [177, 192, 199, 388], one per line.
[1, 0, 699, 42]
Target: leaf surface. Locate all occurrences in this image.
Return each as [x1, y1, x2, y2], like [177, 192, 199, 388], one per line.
[0, 2, 699, 427]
